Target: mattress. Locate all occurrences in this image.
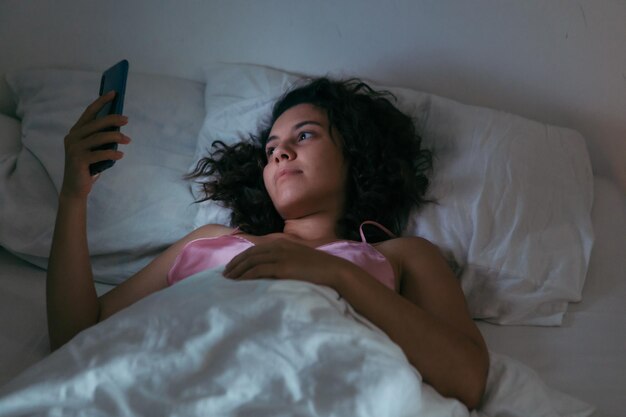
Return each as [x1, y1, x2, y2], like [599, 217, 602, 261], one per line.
[0, 176, 624, 416]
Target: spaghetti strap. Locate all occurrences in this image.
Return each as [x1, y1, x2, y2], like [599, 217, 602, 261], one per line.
[358, 221, 396, 243]
[230, 227, 242, 235]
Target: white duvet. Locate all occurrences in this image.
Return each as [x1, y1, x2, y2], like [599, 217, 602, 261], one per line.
[0, 268, 594, 417]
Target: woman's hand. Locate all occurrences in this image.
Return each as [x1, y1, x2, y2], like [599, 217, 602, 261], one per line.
[60, 91, 131, 199]
[223, 239, 352, 289]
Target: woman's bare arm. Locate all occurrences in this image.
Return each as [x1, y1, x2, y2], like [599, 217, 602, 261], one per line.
[46, 91, 232, 350]
[47, 193, 99, 351]
[335, 237, 489, 410]
[46, 92, 129, 351]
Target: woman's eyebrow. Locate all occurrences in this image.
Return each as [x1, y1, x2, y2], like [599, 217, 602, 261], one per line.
[267, 120, 324, 144]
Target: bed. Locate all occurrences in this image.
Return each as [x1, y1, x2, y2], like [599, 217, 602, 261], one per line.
[1, 2, 625, 416]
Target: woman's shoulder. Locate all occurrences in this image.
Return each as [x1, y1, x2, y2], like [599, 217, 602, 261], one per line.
[376, 236, 456, 296]
[375, 235, 440, 255]
[183, 223, 238, 242]
[374, 235, 445, 272]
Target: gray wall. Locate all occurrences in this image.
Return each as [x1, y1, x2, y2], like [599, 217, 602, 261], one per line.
[1, 0, 624, 190]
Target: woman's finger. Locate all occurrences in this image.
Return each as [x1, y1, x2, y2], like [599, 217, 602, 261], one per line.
[224, 249, 277, 279]
[63, 146, 122, 169]
[72, 131, 131, 152]
[68, 114, 128, 144]
[72, 91, 116, 130]
[65, 131, 130, 164]
[232, 264, 280, 281]
[223, 252, 258, 278]
[84, 149, 125, 166]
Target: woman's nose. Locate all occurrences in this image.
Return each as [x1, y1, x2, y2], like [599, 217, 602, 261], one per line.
[273, 144, 295, 163]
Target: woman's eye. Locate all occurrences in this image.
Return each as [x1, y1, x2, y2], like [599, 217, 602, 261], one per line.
[265, 147, 275, 157]
[298, 132, 313, 141]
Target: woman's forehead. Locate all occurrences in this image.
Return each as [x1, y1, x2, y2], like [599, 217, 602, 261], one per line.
[271, 103, 328, 131]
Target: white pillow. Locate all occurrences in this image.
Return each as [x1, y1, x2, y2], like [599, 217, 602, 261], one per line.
[0, 114, 21, 158]
[1, 68, 205, 284]
[192, 63, 594, 326]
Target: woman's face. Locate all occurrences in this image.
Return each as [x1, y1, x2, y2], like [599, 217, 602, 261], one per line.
[263, 103, 348, 221]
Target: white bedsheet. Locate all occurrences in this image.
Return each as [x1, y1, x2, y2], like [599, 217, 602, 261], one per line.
[0, 267, 593, 417]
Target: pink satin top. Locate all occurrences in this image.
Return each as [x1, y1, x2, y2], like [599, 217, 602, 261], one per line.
[167, 221, 397, 291]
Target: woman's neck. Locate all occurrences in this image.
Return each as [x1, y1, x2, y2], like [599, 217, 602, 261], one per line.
[281, 215, 342, 245]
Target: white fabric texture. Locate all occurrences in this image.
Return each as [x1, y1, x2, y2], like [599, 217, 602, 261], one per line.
[0, 114, 21, 157]
[0, 267, 594, 417]
[191, 63, 595, 325]
[0, 69, 205, 283]
[408, 94, 595, 325]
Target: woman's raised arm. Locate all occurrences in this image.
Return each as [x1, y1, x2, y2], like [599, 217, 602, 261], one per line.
[46, 92, 130, 351]
[46, 92, 234, 350]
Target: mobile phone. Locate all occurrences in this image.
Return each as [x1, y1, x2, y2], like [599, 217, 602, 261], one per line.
[89, 59, 129, 176]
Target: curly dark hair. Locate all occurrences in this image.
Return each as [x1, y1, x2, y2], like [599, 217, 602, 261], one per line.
[188, 77, 432, 242]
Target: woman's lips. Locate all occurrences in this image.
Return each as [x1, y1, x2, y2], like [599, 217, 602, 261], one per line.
[276, 168, 303, 181]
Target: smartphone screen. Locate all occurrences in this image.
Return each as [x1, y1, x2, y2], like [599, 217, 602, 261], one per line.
[89, 59, 129, 176]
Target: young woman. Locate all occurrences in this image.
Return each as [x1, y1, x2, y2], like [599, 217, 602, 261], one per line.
[47, 78, 489, 409]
